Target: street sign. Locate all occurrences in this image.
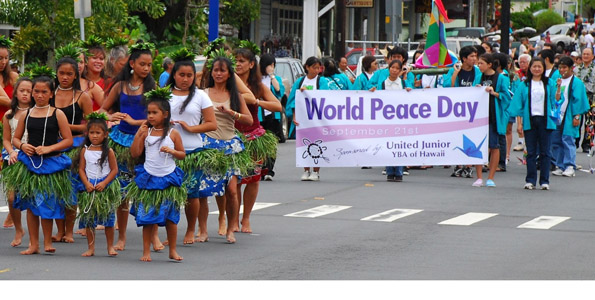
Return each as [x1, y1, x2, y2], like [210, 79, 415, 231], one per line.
[346, 0, 374, 8]
[74, 0, 92, 19]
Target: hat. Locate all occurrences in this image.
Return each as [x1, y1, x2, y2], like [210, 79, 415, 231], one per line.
[571, 51, 579, 57]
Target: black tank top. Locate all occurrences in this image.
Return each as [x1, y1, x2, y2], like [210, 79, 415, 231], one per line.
[26, 108, 60, 157]
[58, 101, 84, 135]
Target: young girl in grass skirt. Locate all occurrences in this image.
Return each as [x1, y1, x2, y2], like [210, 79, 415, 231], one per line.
[52, 44, 94, 243]
[198, 53, 253, 244]
[233, 43, 281, 234]
[75, 112, 120, 257]
[166, 48, 217, 244]
[2, 76, 33, 247]
[3, 68, 74, 255]
[127, 87, 186, 262]
[101, 41, 156, 251]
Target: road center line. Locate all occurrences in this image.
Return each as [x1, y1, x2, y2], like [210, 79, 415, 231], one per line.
[517, 216, 571, 230]
[361, 209, 423, 222]
[209, 202, 280, 215]
[284, 205, 351, 218]
[0, 206, 8, 213]
[438, 212, 498, 226]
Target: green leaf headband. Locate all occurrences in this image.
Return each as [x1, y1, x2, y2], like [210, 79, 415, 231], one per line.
[55, 43, 82, 63]
[79, 35, 104, 50]
[106, 37, 130, 50]
[129, 42, 155, 54]
[27, 64, 56, 80]
[206, 48, 236, 71]
[144, 85, 172, 101]
[169, 47, 196, 63]
[0, 35, 13, 48]
[85, 112, 109, 121]
[202, 37, 226, 56]
[238, 40, 261, 56]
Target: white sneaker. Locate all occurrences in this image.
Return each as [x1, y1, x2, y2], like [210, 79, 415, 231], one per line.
[381, 169, 386, 175]
[513, 143, 524, 151]
[308, 171, 320, 181]
[552, 168, 563, 176]
[524, 183, 535, 190]
[541, 184, 550, 190]
[301, 171, 311, 181]
[562, 166, 575, 177]
[264, 175, 273, 181]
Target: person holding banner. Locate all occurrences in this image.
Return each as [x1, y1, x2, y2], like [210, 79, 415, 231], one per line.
[370, 59, 412, 182]
[286, 56, 337, 181]
[352, 55, 378, 91]
[472, 53, 511, 187]
[509, 57, 557, 190]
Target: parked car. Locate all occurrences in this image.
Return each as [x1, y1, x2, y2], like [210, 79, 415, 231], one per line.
[346, 48, 380, 71]
[193, 55, 207, 73]
[446, 27, 486, 39]
[274, 57, 305, 141]
[529, 23, 575, 52]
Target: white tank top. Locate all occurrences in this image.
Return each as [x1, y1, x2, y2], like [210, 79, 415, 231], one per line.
[9, 117, 28, 146]
[144, 128, 176, 176]
[84, 147, 111, 180]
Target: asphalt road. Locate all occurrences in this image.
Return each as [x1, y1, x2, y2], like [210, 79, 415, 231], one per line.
[1, 138, 595, 280]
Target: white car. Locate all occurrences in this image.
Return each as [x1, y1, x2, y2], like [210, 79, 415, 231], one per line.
[529, 23, 575, 52]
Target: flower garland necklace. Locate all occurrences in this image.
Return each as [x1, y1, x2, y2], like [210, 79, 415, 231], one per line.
[24, 104, 52, 169]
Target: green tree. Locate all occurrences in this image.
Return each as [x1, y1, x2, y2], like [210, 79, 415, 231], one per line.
[220, 0, 260, 39]
[0, 0, 165, 64]
[511, 11, 535, 29]
[535, 10, 565, 32]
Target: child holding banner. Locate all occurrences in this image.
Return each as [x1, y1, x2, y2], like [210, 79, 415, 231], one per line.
[370, 59, 412, 182]
[472, 53, 511, 188]
[509, 57, 557, 190]
[286, 56, 336, 181]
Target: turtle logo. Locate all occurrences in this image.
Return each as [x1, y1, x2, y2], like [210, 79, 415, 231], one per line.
[302, 138, 330, 164]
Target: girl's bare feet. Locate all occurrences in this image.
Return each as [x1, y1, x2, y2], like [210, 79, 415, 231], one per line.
[20, 246, 39, 255]
[51, 233, 65, 242]
[218, 216, 226, 236]
[11, 229, 25, 247]
[81, 249, 95, 257]
[62, 235, 75, 243]
[75, 229, 85, 235]
[169, 250, 183, 261]
[195, 232, 209, 243]
[44, 246, 56, 253]
[107, 247, 118, 256]
[183, 231, 195, 244]
[226, 231, 236, 244]
[3, 214, 14, 228]
[114, 240, 126, 251]
[240, 219, 252, 233]
[140, 254, 152, 262]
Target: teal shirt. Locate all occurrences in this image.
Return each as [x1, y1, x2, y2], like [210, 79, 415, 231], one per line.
[442, 65, 483, 88]
[509, 79, 558, 131]
[353, 72, 371, 90]
[487, 73, 512, 135]
[366, 68, 415, 90]
[257, 75, 285, 121]
[330, 73, 352, 90]
[557, 76, 590, 137]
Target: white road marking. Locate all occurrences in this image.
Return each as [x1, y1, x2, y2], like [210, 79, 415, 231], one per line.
[0, 206, 8, 213]
[284, 205, 351, 218]
[517, 216, 571, 230]
[438, 212, 498, 226]
[209, 202, 280, 215]
[361, 209, 423, 222]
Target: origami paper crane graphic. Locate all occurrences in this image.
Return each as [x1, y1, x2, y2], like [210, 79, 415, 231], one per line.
[415, 0, 459, 68]
[453, 135, 486, 159]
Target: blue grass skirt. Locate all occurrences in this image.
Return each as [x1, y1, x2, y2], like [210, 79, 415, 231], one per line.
[129, 165, 184, 227]
[61, 136, 86, 153]
[76, 176, 119, 228]
[183, 148, 203, 199]
[109, 126, 135, 189]
[194, 134, 244, 198]
[12, 152, 72, 219]
[109, 126, 135, 147]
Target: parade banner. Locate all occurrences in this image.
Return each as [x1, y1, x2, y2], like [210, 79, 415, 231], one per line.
[295, 87, 489, 167]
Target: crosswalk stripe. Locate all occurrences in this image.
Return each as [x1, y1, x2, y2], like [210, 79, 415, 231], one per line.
[0, 206, 8, 213]
[284, 205, 351, 218]
[517, 216, 571, 230]
[209, 202, 280, 215]
[439, 212, 498, 226]
[361, 209, 423, 222]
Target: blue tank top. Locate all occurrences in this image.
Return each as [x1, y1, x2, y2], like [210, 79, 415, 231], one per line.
[117, 93, 146, 134]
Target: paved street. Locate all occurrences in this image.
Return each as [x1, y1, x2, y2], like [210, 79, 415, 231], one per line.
[1, 138, 595, 280]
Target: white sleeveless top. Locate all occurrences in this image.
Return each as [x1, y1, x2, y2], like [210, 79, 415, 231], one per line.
[9, 117, 28, 146]
[84, 148, 111, 180]
[144, 128, 176, 176]
[169, 88, 213, 150]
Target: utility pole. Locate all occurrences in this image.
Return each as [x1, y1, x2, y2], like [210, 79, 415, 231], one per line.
[500, 0, 510, 55]
[334, 0, 346, 59]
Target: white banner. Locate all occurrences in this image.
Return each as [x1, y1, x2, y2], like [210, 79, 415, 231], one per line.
[295, 87, 489, 167]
